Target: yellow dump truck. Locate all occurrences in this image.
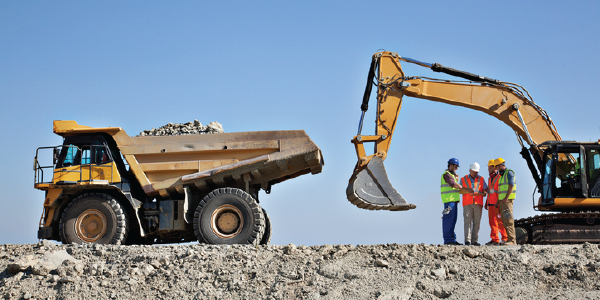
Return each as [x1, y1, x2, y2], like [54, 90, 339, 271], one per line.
[34, 120, 323, 245]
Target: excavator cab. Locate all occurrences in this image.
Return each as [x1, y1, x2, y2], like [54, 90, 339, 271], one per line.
[539, 142, 600, 209]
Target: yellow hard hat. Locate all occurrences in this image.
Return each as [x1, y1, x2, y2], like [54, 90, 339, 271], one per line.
[488, 159, 496, 166]
[495, 158, 505, 165]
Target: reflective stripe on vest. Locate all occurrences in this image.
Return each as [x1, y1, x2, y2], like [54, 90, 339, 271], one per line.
[461, 175, 484, 206]
[498, 169, 517, 200]
[441, 170, 460, 203]
[487, 173, 500, 204]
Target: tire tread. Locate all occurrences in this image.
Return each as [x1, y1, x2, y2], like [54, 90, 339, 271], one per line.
[59, 193, 129, 245]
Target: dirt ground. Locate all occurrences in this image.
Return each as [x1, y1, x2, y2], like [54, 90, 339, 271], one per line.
[2, 241, 600, 299]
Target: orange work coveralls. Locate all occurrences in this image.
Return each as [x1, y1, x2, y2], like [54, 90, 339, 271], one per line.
[487, 172, 507, 243]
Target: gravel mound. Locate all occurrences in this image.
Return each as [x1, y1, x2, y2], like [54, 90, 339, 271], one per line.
[2, 241, 600, 299]
[138, 120, 224, 136]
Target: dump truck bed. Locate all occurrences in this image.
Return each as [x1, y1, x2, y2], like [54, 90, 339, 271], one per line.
[126, 130, 324, 198]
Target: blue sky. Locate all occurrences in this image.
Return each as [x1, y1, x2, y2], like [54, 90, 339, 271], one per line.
[2, 1, 599, 246]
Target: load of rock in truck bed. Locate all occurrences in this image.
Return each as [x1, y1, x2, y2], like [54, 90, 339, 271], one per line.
[138, 120, 224, 136]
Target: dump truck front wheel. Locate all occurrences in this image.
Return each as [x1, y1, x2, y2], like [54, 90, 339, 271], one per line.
[194, 188, 264, 245]
[59, 193, 129, 245]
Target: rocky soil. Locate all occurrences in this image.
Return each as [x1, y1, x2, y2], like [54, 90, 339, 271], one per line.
[2, 242, 600, 300]
[138, 120, 223, 136]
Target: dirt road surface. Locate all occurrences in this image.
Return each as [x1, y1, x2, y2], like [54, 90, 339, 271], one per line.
[2, 241, 599, 299]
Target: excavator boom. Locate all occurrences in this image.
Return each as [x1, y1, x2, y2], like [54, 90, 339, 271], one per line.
[347, 51, 562, 211]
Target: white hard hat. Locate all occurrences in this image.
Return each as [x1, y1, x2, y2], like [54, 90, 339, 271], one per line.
[470, 162, 480, 172]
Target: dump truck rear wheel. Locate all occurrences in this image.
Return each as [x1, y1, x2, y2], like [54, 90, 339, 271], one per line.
[59, 193, 129, 245]
[194, 188, 264, 245]
[260, 208, 272, 245]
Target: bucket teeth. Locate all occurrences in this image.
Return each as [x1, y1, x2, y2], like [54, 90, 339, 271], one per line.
[346, 156, 416, 211]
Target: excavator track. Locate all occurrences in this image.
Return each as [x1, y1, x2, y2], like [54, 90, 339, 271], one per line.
[516, 211, 600, 244]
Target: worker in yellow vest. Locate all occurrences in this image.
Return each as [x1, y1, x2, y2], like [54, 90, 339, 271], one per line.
[496, 158, 517, 245]
[441, 158, 474, 245]
[460, 162, 487, 246]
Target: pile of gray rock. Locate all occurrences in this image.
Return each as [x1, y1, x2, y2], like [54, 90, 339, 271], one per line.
[2, 241, 600, 299]
[138, 120, 224, 137]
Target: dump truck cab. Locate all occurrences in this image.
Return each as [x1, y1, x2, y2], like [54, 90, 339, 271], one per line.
[53, 135, 121, 184]
[34, 129, 142, 244]
[34, 120, 323, 245]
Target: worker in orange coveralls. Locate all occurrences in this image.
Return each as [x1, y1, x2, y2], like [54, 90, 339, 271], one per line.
[484, 159, 508, 245]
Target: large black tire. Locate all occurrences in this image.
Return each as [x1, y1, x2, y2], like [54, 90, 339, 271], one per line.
[194, 188, 264, 245]
[260, 208, 272, 245]
[59, 193, 128, 245]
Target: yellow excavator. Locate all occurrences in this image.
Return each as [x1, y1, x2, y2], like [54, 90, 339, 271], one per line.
[347, 51, 600, 244]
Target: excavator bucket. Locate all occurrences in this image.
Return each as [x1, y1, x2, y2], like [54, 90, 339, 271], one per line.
[346, 156, 417, 211]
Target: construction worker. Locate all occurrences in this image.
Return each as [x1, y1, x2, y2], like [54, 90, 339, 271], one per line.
[460, 162, 486, 246]
[496, 158, 517, 245]
[484, 159, 507, 245]
[441, 158, 473, 245]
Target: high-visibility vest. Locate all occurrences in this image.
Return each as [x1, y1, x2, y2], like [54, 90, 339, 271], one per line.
[498, 169, 517, 200]
[460, 175, 485, 206]
[487, 173, 500, 205]
[440, 170, 460, 203]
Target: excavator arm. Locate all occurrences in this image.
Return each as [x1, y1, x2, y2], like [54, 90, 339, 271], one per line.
[347, 51, 562, 211]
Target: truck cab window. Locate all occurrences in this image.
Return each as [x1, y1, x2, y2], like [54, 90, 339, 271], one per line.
[62, 146, 78, 166]
[81, 148, 91, 165]
[95, 146, 111, 164]
[57, 136, 112, 168]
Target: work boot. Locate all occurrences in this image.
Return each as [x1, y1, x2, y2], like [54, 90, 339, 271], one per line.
[472, 242, 481, 246]
[444, 241, 463, 246]
[464, 241, 471, 245]
[503, 241, 516, 245]
[485, 240, 498, 246]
